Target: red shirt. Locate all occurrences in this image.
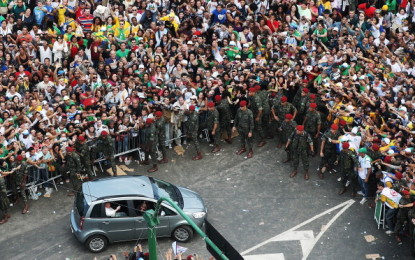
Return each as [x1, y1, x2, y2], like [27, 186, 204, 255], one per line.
[357, 3, 376, 18]
[266, 20, 279, 33]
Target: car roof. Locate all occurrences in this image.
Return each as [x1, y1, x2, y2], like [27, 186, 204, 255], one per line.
[82, 176, 154, 205]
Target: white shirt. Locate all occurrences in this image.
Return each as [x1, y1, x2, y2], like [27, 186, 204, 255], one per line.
[105, 206, 117, 217]
[381, 187, 402, 209]
[358, 155, 371, 179]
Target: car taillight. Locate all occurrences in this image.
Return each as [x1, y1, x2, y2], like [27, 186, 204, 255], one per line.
[80, 217, 85, 230]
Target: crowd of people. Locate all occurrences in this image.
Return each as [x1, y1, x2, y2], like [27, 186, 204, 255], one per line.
[0, 0, 414, 256]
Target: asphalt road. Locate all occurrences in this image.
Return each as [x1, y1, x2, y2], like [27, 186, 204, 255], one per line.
[0, 139, 412, 260]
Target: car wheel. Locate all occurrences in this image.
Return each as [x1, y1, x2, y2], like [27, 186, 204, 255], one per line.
[172, 225, 193, 243]
[86, 235, 108, 253]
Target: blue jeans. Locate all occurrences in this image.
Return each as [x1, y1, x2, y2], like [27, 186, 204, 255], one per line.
[358, 177, 369, 198]
[385, 207, 397, 231]
[38, 168, 51, 188]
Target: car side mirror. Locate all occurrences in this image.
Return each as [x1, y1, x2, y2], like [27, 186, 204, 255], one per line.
[160, 210, 166, 216]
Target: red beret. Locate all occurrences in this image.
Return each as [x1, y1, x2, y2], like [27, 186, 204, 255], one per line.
[310, 103, 317, 109]
[207, 102, 215, 108]
[342, 142, 350, 149]
[339, 120, 347, 126]
[331, 124, 338, 130]
[296, 125, 304, 131]
[270, 92, 277, 97]
[302, 88, 309, 93]
[372, 144, 380, 151]
[146, 118, 153, 124]
[101, 131, 108, 136]
[78, 135, 85, 141]
[281, 96, 287, 102]
[249, 87, 256, 93]
[254, 85, 261, 91]
[66, 146, 74, 152]
[402, 190, 410, 196]
[240, 100, 247, 107]
[16, 155, 23, 161]
[214, 95, 222, 102]
[285, 114, 293, 120]
[383, 156, 392, 163]
[310, 94, 316, 99]
[372, 138, 381, 143]
[155, 111, 163, 117]
[189, 105, 195, 111]
[395, 172, 403, 180]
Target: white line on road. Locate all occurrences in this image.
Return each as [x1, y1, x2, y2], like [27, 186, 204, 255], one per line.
[241, 199, 356, 258]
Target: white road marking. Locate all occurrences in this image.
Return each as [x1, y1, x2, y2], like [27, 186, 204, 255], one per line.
[241, 199, 355, 259]
[243, 253, 285, 260]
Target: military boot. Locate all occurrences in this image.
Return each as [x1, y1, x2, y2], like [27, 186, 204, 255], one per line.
[247, 149, 253, 158]
[304, 171, 309, 180]
[257, 140, 266, 147]
[318, 169, 324, 179]
[158, 157, 168, 164]
[147, 164, 158, 173]
[289, 170, 297, 178]
[283, 154, 291, 163]
[236, 145, 246, 155]
[211, 145, 221, 153]
[225, 138, 232, 144]
[22, 203, 29, 214]
[192, 152, 203, 160]
[141, 160, 150, 165]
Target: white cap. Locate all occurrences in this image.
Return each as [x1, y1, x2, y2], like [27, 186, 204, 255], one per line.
[387, 149, 395, 155]
[22, 130, 29, 135]
[229, 41, 236, 46]
[42, 100, 48, 105]
[187, 41, 194, 45]
[383, 138, 391, 144]
[399, 106, 407, 112]
[139, 64, 145, 69]
[63, 96, 70, 101]
[243, 43, 249, 48]
[332, 27, 339, 31]
[404, 148, 412, 153]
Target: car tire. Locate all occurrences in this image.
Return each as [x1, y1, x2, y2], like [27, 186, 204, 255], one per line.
[85, 234, 108, 253]
[172, 225, 193, 243]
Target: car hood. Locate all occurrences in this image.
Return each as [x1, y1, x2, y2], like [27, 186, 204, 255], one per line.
[177, 187, 206, 212]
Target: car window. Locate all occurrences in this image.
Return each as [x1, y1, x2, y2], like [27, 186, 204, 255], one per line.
[75, 192, 89, 217]
[161, 206, 176, 216]
[90, 200, 133, 218]
[133, 200, 155, 216]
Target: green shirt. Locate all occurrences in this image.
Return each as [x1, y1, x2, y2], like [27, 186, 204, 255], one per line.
[116, 49, 130, 59]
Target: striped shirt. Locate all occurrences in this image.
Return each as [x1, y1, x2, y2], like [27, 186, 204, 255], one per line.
[77, 14, 94, 32]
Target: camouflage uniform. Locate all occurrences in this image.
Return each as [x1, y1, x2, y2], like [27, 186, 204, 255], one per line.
[65, 152, 83, 192]
[234, 107, 254, 151]
[394, 195, 414, 234]
[248, 94, 264, 141]
[258, 89, 271, 137]
[304, 110, 322, 151]
[289, 130, 313, 171]
[319, 130, 342, 170]
[338, 149, 358, 192]
[77, 142, 93, 178]
[187, 111, 200, 153]
[281, 120, 297, 161]
[0, 173, 9, 218]
[101, 136, 117, 175]
[206, 108, 221, 146]
[274, 102, 297, 145]
[145, 123, 159, 164]
[295, 95, 310, 124]
[10, 160, 28, 203]
[155, 116, 167, 160]
[216, 100, 233, 141]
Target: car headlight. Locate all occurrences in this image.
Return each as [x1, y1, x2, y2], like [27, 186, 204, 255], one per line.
[192, 212, 206, 219]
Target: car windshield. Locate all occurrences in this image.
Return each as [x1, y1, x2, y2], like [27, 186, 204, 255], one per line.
[150, 178, 183, 209]
[75, 192, 90, 217]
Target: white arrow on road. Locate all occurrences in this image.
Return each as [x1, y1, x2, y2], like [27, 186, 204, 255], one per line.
[242, 199, 355, 260]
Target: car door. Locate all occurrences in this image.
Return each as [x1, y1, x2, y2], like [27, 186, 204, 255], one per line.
[132, 199, 171, 238]
[96, 200, 137, 242]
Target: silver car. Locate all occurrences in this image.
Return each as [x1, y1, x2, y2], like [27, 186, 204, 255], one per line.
[70, 176, 207, 253]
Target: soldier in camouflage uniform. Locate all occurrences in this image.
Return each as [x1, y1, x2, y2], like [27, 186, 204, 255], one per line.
[233, 100, 254, 158]
[248, 87, 266, 147]
[206, 102, 221, 153]
[76, 135, 93, 179]
[294, 88, 310, 124]
[280, 114, 297, 163]
[319, 124, 342, 179]
[255, 85, 271, 139]
[10, 155, 29, 214]
[272, 96, 297, 148]
[64, 146, 82, 196]
[100, 131, 117, 176]
[303, 103, 321, 155]
[215, 95, 233, 144]
[145, 118, 159, 173]
[394, 190, 414, 243]
[0, 159, 15, 224]
[187, 105, 202, 160]
[268, 91, 283, 139]
[286, 125, 314, 180]
[155, 111, 168, 164]
[337, 142, 359, 195]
